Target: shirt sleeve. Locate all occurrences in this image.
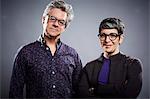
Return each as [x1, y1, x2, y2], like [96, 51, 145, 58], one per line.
[72, 53, 82, 97]
[9, 48, 26, 98]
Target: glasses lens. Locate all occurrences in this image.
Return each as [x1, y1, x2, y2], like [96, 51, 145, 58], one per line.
[59, 20, 66, 26]
[98, 33, 106, 40]
[109, 33, 118, 40]
[49, 16, 56, 21]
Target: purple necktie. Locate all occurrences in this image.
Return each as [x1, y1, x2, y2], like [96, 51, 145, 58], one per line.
[98, 58, 110, 85]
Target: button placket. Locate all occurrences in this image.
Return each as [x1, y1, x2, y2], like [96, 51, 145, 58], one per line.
[46, 47, 49, 50]
[52, 71, 55, 75]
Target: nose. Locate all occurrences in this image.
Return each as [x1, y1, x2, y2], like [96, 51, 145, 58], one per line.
[105, 36, 111, 42]
[53, 20, 59, 27]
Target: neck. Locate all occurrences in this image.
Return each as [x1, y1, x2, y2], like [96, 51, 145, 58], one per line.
[104, 49, 120, 59]
[44, 35, 59, 56]
[43, 33, 60, 45]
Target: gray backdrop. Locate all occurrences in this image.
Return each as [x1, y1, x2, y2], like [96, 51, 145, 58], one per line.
[1, 0, 149, 98]
[0, 0, 1, 97]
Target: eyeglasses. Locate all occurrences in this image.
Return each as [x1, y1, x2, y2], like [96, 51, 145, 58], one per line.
[47, 15, 66, 26]
[98, 33, 120, 41]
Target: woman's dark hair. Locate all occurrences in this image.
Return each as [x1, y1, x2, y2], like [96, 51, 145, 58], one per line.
[99, 18, 125, 34]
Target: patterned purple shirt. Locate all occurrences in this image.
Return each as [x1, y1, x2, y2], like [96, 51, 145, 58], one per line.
[9, 36, 82, 98]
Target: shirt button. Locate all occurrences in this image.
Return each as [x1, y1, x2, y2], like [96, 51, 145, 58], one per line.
[52, 71, 55, 75]
[52, 85, 56, 88]
[46, 47, 49, 50]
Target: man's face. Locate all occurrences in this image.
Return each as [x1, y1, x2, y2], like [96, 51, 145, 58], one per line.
[43, 8, 67, 38]
[99, 29, 123, 55]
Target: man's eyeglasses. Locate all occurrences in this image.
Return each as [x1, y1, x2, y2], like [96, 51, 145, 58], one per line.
[98, 33, 120, 41]
[47, 15, 66, 26]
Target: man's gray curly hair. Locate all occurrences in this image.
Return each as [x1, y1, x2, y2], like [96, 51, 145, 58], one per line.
[43, 0, 74, 28]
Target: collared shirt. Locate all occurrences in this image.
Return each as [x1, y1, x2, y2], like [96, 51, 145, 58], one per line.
[9, 35, 82, 98]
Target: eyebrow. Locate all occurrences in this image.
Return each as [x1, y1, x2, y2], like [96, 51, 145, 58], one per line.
[100, 33, 119, 34]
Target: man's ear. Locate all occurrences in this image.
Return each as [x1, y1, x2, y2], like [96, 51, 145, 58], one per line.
[42, 16, 49, 24]
[42, 17, 45, 24]
[119, 34, 124, 45]
[42, 16, 49, 34]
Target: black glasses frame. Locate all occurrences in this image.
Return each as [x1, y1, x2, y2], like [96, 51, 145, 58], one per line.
[98, 33, 120, 41]
[47, 15, 66, 26]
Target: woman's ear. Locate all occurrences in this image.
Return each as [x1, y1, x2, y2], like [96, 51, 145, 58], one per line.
[119, 34, 124, 45]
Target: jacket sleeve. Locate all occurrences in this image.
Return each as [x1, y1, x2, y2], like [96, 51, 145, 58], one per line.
[9, 48, 26, 98]
[77, 67, 90, 97]
[77, 63, 96, 98]
[95, 58, 142, 98]
[119, 59, 143, 98]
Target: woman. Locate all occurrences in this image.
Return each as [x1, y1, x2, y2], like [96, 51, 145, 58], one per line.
[78, 18, 142, 98]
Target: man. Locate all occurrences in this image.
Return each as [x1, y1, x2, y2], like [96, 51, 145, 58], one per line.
[78, 18, 142, 98]
[9, 0, 82, 98]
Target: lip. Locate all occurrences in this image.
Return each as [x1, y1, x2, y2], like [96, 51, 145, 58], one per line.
[50, 28, 58, 32]
[104, 44, 112, 47]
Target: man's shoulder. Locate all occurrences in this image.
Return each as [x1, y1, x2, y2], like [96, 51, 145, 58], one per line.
[61, 42, 78, 54]
[24, 40, 39, 48]
[16, 41, 40, 53]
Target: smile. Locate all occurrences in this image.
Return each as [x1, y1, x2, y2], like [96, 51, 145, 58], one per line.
[50, 28, 58, 32]
[104, 44, 112, 47]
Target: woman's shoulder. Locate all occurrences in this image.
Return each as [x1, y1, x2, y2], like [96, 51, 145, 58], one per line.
[120, 53, 142, 70]
[121, 53, 141, 64]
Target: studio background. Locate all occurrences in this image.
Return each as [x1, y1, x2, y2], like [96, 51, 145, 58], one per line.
[1, 0, 149, 98]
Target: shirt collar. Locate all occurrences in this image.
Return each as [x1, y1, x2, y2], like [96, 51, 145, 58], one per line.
[38, 34, 62, 50]
[97, 52, 122, 62]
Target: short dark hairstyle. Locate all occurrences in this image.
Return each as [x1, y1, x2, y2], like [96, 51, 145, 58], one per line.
[99, 18, 125, 34]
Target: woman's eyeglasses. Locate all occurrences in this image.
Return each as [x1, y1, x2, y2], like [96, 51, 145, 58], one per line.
[98, 33, 120, 41]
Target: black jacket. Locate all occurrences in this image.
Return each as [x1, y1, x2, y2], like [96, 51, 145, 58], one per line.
[78, 53, 142, 98]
